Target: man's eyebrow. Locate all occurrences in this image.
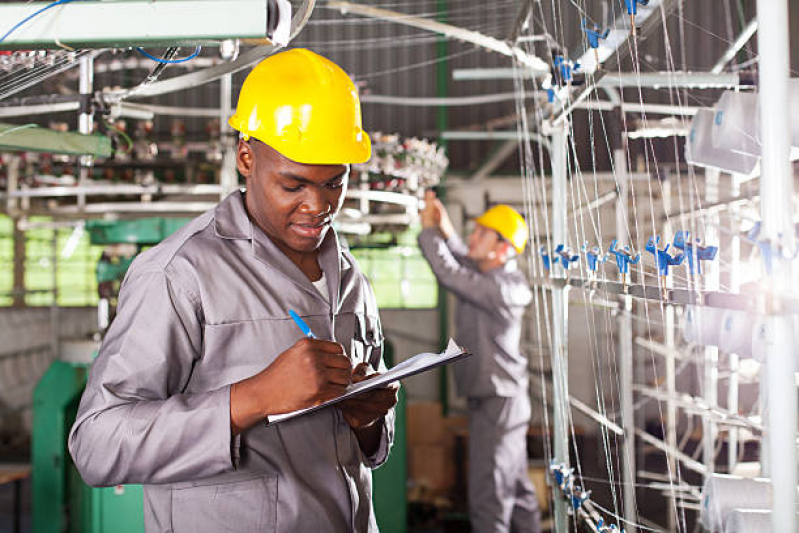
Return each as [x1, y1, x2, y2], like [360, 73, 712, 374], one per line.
[278, 170, 347, 184]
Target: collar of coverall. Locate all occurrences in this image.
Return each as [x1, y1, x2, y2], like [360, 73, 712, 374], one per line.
[213, 189, 347, 309]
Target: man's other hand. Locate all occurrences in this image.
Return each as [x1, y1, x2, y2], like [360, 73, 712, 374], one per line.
[231, 338, 352, 434]
[338, 363, 399, 430]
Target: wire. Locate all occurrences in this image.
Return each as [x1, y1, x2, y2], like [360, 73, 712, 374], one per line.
[107, 124, 133, 154]
[135, 46, 202, 64]
[0, 0, 84, 45]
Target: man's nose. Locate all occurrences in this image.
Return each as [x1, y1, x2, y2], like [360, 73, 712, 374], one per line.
[300, 188, 332, 216]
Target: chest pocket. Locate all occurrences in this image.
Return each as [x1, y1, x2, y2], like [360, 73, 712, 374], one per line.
[350, 312, 383, 369]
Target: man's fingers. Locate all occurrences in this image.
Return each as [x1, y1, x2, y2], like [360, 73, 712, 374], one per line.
[325, 367, 353, 387]
[306, 339, 346, 355]
[322, 353, 353, 371]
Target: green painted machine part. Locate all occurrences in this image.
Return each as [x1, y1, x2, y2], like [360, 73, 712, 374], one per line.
[0, 123, 112, 157]
[86, 218, 192, 246]
[95, 256, 136, 284]
[32, 359, 144, 533]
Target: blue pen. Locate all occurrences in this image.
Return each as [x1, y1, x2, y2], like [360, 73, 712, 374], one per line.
[289, 310, 316, 339]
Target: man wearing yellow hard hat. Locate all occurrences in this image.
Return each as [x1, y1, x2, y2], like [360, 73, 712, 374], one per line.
[419, 191, 541, 533]
[70, 49, 396, 532]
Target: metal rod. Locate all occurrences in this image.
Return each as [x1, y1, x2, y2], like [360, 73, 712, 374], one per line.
[728, 174, 744, 473]
[548, 123, 570, 533]
[756, 1, 798, 531]
[327, 1, 549, 74]
[616, 146, 637, 531]
[219, 73, 237, 199]
[703, 169, 720, 476]
[634, 428, 708, 475]
[77, 54, 94, 209]
[711, 19, 758, 74]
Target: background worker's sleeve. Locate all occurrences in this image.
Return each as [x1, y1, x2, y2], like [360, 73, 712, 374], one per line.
[418, 228, 531, 312]
[68, 267, 235, 487]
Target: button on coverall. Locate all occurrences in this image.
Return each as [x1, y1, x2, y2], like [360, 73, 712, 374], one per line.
[418, 228, 540, 533]
[69, 191, 394, 532]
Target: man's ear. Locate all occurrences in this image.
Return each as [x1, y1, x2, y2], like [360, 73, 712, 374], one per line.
[236, 139, 254, 178]
[496, 240, 512, 262]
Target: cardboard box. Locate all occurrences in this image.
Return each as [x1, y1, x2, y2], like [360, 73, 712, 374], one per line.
[409, 443, 456, 492]
[406, 402, 445, 446]
[527, 465, 550, 514]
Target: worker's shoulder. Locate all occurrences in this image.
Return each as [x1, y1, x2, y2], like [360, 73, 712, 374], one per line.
[125, 210, 217, 278]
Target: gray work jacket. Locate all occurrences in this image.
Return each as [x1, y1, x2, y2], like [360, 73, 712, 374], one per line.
[69, 191, 394, 533]
[418, 228, 532, 398]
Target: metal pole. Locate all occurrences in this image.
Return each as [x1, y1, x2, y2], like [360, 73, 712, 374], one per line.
[77, 54, 94, 209]
[219, 73, 238, 199]
[50, 230, 59, 360]
[727, 174, 743, 474]
[662, 174, 678, 532]
[615, 147, 637, 532]
[703, 169, 720, 474]
[755, 2, 798, 532]
[549, 124, 570, 533]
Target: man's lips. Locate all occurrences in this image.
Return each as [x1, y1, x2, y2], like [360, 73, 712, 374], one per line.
[291, 220, 330, 238]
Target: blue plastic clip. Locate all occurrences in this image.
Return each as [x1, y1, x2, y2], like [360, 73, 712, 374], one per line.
[540, 246, 552, 272]
[672, 231, 718, 276]
[745, 222, 798, 275]
[553, 56, 579, 83]
[625, 0, 649, 15]
[646, 236, 684, 298]
[547, 87, 556, 103]
[582, 18, 610, 49]
[645, 236, 684, 277]
[570, 486, 591, 511]
[582, 243, 606, 274]
[554, 244, 580, 271]
[607, 240, 640, 286]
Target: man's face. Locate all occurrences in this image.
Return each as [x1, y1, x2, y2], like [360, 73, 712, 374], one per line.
[467, 224, 502, 262]
[238, 140, 349, 256]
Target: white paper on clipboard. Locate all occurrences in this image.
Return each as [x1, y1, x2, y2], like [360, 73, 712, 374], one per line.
[267, 339, 469, 425]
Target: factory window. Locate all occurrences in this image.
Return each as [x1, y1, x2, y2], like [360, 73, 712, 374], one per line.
[349, 229, 437, 309]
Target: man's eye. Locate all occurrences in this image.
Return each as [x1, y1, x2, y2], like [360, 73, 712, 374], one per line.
[283, 185, 303, 192]
[327, 181, 344, 189]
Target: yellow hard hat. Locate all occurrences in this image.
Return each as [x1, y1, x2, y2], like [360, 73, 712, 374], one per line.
[228, 48, 371, 165]
[475, 205, 529, 254]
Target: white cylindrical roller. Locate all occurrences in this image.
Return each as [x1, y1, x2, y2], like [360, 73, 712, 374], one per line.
[718, 310, 754, 358]
[711, 91, 761, 156]
[701, 475, 799, 531]
[751, 317, 799, 371]
[700, 475, 773, 531]
[724, 509, 799, 533]
[683, 305, 725, 347]
[686, 109, 759, 176]
[724, 509, 772, 533]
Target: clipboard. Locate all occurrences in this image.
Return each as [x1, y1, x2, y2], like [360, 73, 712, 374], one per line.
[267, 339, 470, 425]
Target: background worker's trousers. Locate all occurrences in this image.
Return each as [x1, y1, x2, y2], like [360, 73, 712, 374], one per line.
[468, 394, 542, 533]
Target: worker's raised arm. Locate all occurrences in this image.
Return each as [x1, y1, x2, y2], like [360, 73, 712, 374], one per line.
[417, 228, 531, 311]
[68, 266, 233, 487]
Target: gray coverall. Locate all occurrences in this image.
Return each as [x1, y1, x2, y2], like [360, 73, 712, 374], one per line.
[418, 228, 540, 533]
[69, 191, 394, 532]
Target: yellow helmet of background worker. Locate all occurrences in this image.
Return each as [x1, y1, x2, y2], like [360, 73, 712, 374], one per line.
[475, 205, 529, 254]
[228, 48, 371, 165]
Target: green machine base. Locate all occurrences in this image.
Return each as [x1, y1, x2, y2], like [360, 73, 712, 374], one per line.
[32, 360, 144, 533]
